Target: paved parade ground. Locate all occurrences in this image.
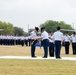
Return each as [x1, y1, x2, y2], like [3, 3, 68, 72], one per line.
[0, 56, 76, 61]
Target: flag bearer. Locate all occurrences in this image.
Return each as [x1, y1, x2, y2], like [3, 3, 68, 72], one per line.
[30, 27, 39, 57]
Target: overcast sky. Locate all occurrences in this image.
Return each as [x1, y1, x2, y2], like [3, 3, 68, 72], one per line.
[0, 0, 76, 32]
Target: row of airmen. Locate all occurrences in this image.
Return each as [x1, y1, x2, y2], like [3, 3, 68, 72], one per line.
[49, 30, 76, 57]
[0, 35, 32, 46]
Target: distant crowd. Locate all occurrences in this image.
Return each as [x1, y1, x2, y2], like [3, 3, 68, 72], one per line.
[0, 35, 32, 46]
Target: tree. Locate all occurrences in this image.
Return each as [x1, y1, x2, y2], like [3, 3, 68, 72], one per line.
[23, 32, 28, 36]
[40, 20, 73, 33]
[0, 21, 14, 35]
[0, 21, 27, 36]
[14, 27, 24, 36]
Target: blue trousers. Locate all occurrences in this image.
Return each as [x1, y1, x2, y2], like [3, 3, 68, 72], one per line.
[42, 39, 49, 57]
[72, 43, 76, 54]
[49, 42, 54, 57]
[55, 41, 61, 58]
[65, 42, 70, 54]
[31, 40, 37, 57]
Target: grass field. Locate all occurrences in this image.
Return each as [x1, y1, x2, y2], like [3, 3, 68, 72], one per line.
[0, 45, 75, 57]
[0, 45, 76, 75]
[0, 59, 76, 75]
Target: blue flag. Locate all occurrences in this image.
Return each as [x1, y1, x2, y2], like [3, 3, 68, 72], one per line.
[34, 42, 42, 49]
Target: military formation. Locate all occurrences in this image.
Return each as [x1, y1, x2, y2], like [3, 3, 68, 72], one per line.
[0, 26, 76, 59]
[0, 35, 31, 46]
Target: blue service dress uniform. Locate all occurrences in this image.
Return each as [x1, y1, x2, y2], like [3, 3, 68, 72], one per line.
[21, 36, 25, 47]
[53, 31, 63, 58]
[49, 34, 54, 57]
[71, 34, 76, 55]
[30, 31, 37, 57]
[64, 35, 70, 54]
[25, 36, 29, 46]
[41, 31, 49, 58]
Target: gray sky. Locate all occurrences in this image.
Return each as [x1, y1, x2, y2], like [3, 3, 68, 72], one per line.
[0, 0, 76, 32]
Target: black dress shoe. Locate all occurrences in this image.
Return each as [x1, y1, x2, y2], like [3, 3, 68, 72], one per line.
[42, 56, 47, 58]
[73, 53, 76, 55]
[32, 56, 37, 58]
[50, 56, 54, 57]
[56, 57, 61, 59]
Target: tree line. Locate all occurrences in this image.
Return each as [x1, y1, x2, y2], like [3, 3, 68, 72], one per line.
[0, 20, 74, 36]
[39, 20, 74, 35]
[0, 21, 27, 36]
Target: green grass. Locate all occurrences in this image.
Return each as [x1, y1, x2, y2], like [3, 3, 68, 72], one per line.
[0, 45, 75, 57]
[0, 46, 76, 75]
[0, 59, 76, 75]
